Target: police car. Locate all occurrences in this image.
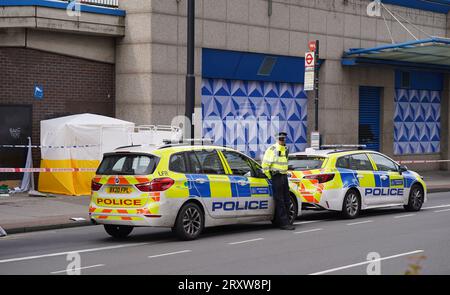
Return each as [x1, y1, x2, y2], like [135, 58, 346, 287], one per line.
[89, 143, 302, 240]
[288, 146, 426, 219]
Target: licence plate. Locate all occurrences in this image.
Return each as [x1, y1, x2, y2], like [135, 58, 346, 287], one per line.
[107, 186, 133, 194]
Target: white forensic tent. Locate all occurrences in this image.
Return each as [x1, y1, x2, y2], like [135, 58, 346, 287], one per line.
[38, 114, 135, 196]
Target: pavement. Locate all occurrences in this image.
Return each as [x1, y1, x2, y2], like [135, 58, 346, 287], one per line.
[0, 170, 449, 235]
[0, 192, 450, 275]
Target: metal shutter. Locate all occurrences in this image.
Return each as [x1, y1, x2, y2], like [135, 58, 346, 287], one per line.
[359, 86, 381, 151]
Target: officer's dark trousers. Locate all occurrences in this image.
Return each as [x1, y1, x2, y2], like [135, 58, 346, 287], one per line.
[271, 173, 291, 226]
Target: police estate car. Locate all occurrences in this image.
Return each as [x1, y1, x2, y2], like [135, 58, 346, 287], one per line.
[288, 146, 426, 219]
[89, 144, 302, 240]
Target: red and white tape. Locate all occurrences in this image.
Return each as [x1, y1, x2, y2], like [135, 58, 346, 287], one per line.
[397, 159, 450, 164]
[0, 144, 99, 149]
[0, 168, 97, 173]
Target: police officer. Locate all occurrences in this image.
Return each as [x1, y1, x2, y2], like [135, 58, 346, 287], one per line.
[262, 132, 295, 230]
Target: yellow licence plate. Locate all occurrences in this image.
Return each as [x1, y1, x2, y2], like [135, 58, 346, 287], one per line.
[107, 187, 133, 194]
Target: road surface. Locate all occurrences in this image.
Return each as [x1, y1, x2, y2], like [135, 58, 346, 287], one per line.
[1, 192, 450, 275]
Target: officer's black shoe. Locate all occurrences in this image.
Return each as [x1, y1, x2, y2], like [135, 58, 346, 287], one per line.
[279, 224, 295, 230]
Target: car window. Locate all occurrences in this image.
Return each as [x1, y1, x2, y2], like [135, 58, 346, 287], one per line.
[349, 154, 373, 171]
[169, 153, 188, 173]
[97, 154, 158, 175]
[289, 156, 325, 170]
[194, 150, 225, 175]
[370, 153, 398, 172]
[222, 151, 254, 176]
[186, 152, 203, 174]
[336, 156, 351, 169]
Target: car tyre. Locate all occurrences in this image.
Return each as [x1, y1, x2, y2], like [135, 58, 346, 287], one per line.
[404, 184, 424, 212]
[271, 194, 298, 226]
[174, 203, 204, 241]
[341, 189, 361, 219]
[104, 225, 133, 239]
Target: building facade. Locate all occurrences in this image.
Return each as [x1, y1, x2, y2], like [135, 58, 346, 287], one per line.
[1, 0, 450, 177]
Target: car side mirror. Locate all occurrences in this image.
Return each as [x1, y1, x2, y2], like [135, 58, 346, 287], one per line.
[399, 165, 408, 174]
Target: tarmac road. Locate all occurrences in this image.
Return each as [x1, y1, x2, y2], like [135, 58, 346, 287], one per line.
[1, 192, 450, 275]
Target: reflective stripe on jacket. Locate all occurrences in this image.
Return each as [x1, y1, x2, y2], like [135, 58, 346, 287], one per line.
[262, 143, 288, 178]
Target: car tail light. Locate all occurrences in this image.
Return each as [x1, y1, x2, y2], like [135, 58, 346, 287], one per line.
[136, 178, 174, 192]
[304, 174, 335, 183]
[91, 180, 102, 191]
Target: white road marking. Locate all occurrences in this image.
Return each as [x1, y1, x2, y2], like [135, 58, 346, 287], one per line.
[51, 264, 105, 274]
[434, 208, 450, 213]
[309, 250, 424, 275]
[228, 238, 264, 245]
[346, 220, 373, 226]
[423, 204, 450, 210]
[148, 250, 192, 259]
[294, 220, 324, 225]
[0, 242, 150, 264]
[294, 228, 323, 235]
[394, 214, 416, 219]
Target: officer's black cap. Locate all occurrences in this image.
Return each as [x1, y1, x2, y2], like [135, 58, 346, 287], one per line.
[276, 132, 288, 139]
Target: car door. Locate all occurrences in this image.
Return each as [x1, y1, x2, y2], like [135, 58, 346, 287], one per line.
[220, 150, 272, 217]
[368, 153, 405, 205]
[348, 153, 378, 206]
[186, 150, 236, 219]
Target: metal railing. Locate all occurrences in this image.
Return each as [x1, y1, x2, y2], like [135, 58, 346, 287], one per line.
[65, 0, 119, 8]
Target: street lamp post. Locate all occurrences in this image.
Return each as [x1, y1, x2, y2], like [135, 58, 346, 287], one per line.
[185, 0, 195, 139]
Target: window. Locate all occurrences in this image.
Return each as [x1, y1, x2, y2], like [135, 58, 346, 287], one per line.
[193, 150, 225, 175]
[400, 71, 411, 89]
[186, 152, 203, 174]
[169, 153, 188, 173]
[289, 156, 325, 171]
[222, 151, 254, 176]
[370, 153, 398, 172]
[336, 156, 351, 169]
[257, 56, 277, 76]
[349, 154, 373, 171]
[97, 154, 159, 175]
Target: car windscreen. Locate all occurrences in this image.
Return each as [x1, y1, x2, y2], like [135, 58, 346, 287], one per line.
[97, 154, 159, 175]
[288, 156, 325, 171]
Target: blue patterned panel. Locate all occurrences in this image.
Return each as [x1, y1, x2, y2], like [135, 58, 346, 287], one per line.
[202, 79, 308, 160]
[394, 89, 441, 155]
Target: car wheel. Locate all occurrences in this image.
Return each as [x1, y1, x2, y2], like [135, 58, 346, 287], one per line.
[271, 194, 298, 226]
[104, 225, 133, 239]
[287, 194, 298, 225]
[404, 185, 424, 212]
[341, 189, 361, 219]
[174, 203, 204, 241]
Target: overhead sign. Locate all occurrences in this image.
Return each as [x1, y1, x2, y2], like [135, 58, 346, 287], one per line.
[305, 52, 315, 68]
[308, 41, 317, 52]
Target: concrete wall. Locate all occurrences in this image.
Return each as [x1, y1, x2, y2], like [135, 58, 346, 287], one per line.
[0, 28, 116, 63]
[115, 0, 448, 169]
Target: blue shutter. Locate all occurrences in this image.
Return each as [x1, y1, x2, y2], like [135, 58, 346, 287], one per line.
[359, 87, 381, 151]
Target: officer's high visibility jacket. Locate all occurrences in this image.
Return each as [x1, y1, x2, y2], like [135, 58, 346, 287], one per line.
[262, 143, 289, 178]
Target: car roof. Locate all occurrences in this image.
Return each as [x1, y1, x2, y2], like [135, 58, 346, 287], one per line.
[111, 144, 240, 157]
[290, 148, 379, 158]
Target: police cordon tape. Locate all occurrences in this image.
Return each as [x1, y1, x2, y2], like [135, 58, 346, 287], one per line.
[1, 159, 450, 174]
[397, 159, 450, 164]
[0, 168, 97, 173]
[0, 144, 100, 149]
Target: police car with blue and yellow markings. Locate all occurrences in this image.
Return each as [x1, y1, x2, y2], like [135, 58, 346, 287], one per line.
[288, 146, 426, 219]
[89, 144, 302, 240]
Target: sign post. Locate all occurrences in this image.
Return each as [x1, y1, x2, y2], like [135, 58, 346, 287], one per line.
[304, 40, 321, 148]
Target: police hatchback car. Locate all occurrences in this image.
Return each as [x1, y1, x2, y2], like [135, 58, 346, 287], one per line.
[288, 147, 426, 219]
[89, 144, 302, 240]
